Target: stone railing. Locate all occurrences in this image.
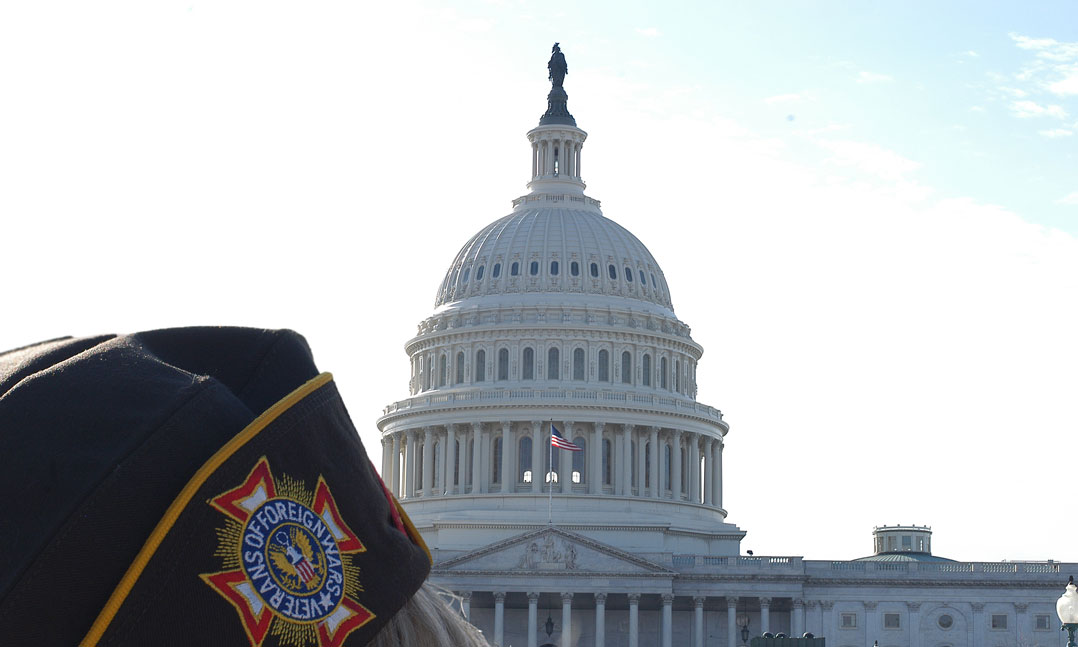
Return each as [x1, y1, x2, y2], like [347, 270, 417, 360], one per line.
[512, 193, 602, 209]
[663, 557, 1067, 579]
[671, 555, 802, 569]
[381, 386, 723, 423]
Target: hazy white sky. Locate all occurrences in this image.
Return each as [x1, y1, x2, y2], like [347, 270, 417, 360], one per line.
[2, 1, 1077, 562]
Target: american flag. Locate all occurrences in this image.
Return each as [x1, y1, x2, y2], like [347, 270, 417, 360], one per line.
[550, 425, 582, 451]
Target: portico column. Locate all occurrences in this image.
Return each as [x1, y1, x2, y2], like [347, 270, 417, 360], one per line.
[559, 421, 574, 492]
[494, 592, 505, 647]
[864, 601, 877, 644]
[661, 594, 674, 647]
[792, 599, 804, 638]
[620, 424, 632, 495]
[693, 596, 704, 647]
[759, 597, 771, 635]
[561, 592, 573, 646]
[422, 427, 434, 496]
[471, 422, 483, 495]
[460, 591, 471, 622]
[590, 422, 604, 494]
[456, 424, 468, 495]
[649, 426, 660, 498]
[532, 422, 543, 493]
[527, 592, 539, 647]
[500, 421, 511, 493]
[390, 432, 401, 496]
[726, 597, 738, 647]
[702, 437, 713, 506]
[628, 593, 640, 647]
[594, 593, 606, 647]
[404, 430, 417, 498]
[445, 426, 456, 494]
[712, 438, 723, 508]
[908, 602, 921, 647]
[671, 430, 683, 501]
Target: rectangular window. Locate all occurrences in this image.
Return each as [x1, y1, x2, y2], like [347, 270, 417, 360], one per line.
[884, 613, 900, 629]
[902, 535, 912, 549]
[991, 614, 1008, 630]
[840, 613, 857, 628]
[1035, 614, 1051, 631]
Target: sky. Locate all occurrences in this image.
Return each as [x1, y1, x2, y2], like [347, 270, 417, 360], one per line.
[2, 1, 1077, 563]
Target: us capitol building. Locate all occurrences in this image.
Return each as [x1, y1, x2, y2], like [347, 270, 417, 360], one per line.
[376, 45, 1071, 647]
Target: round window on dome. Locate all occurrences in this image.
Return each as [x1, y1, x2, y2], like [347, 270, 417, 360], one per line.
[625, 267, 633, 282]
[511, 262, 520, 276]
[590, 263, 599, 278]
[608, 264, 617, 280]
[570, 261, 580, 276]
[530, 261, 539, 276]
[550, 261, 559, 276]
[938, 615, 953, 629]
[492, 263, 501, 278]
[461, 267, 470, 284]
[476, 265, 484, 281]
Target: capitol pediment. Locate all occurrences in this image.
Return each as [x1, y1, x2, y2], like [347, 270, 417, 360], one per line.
[434, 526, 673, 576]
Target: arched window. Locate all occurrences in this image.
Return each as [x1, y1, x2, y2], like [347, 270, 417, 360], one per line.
[625, 267, 633, 282]
[572, 348, 585, 381]
[630, 440, 637, 492]
[519, 436, 532, 483]
[590, 263, 599, 278]
[492, 437, 502, 484]
[511, 261, 520, 276]
[476, 265, 485, 281]
[453, 439, 462, 488]
[547, 348, 559, 379]
[438, 354, 447, 387]
[660, 357, 668, 389]
[455, 351, 465, 384]
[642, 354, 651, 387]
[461, 267, 470, 284]
[598, 349, 609, 382]
[570, 261, 580, 276]
[603, 439, 613, 485]
[621, 351, 632, 384]
[675, 359, 681, 393]
[608, 264, 617, 280]
[572, 437, 586, 483]
[492, 263, 501, 278]
[529, 261, 539, 276]
[433, 440, 441, 489]
[664, 445, 672, 491]
[522, 347, 535, 380]
[644, 441, 651, 489]
[498, 348, 509, 381]
[475, 349, 486, 382]
[550, 260, 559, 276]
[680, 447, 688, 494]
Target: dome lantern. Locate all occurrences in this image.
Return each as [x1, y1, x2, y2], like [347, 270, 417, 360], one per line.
[527, 43, 588, 196]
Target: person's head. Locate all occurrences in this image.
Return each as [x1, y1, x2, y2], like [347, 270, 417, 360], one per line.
[0, 328, 490, 646]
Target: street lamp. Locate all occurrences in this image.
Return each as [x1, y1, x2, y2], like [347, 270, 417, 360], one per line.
[1058, 576, 1078, 647]
[736, 612, 750, 645]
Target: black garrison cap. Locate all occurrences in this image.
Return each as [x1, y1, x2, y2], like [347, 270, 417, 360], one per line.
[0, 328, 431, 647]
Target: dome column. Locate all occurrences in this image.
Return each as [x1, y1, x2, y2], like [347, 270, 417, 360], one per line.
[619, 424, 632, 496]
[456, 424, 469, 495]
[559, 421, 574, 492]
[688, 433, 700, 503]
[471, 422, 483, 494]
[422, 426, 434, 497]
[590, 422, 604, 494]
[649, 426, 660, 498]
[500, 421, 512, 493]
[636, 426, 647, 497]
[390, 432, 401, 497]
[445, 425, 456, 494]
[404, 429, 417, 499]
[671, 429, 683, 501]
[703, 437, 713, 506]
[530, 420, 543, 493]
[712, 438, 723, 509]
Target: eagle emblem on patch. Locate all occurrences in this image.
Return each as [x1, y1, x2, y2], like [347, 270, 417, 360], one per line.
[201, 457, 374, 647]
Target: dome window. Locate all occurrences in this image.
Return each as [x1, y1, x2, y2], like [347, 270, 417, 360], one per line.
[497, 348, 509, 381]
[492, 263, 501, 278]
[625, 267, 633, 282]
[570, 261, 580, 276]
[621, 351, 632, 384]
[608, 264, 617, 280]
[547, 347, 560, 380]
[461, 267, 470, 284]
[511, 262, 520, 276]
[550, 260, 559, 276]
[522, 347, 535, 380]
[650, 272, 657, 287]
[598, 349, 610, 382]
[642, 354, 651, 387]
[476, 265, 484, 281]
[455, 351, 465, 384]
[572, 348, 585, 381]
[639, 270, 646, 285]
[590, 263, 599, 278]
[529, 261, 539, 276]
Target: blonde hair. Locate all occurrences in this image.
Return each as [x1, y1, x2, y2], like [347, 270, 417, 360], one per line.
[368, 583, 492, 647]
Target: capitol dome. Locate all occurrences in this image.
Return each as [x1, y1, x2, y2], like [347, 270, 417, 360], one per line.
[378, 44, 737, 560]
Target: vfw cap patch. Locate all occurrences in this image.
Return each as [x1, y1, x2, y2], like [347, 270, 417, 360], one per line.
[201, 457, 374, 647]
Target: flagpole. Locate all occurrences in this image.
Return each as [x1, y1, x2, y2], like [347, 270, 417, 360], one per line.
[548, 419, 553, 525]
